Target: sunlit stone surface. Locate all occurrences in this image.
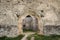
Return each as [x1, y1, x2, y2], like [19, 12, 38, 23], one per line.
[0, 0, 60, 37]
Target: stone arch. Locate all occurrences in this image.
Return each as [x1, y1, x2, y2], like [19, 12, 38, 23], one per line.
[18, 11, 43, 34]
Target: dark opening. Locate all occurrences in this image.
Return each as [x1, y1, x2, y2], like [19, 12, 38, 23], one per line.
[23, 25, 25, 27]
[16, 14, 19, 18]
[26, 15, 31, 17]
[41, 10, 44, 12]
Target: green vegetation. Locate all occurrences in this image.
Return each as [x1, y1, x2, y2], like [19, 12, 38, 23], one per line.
[27, 33, 60, 40]
[23, 29, 36, 32]
[0, 35, 24, 40]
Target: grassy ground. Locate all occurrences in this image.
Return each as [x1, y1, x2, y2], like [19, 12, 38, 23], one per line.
[27, 33, 60, 40]
[0, 35, 24, 40]
[23, 29, 36, 32]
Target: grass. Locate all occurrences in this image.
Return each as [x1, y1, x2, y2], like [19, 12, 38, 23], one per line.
[27, 33, 60, 40]
[23, 29, 36, 32]
[0, 35, 24, 40]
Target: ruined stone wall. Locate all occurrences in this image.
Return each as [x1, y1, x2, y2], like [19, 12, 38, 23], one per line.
[44, 25, 60, 35]
[0, 25, 19, 37]
[0, 0, 60, 37]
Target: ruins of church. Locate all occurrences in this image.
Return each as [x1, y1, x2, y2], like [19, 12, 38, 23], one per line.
[0, 0, 60, 37]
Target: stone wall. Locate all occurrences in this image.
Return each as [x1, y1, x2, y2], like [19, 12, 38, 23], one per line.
[0, 0, 60, 37]
[0, 25, 19, 37]
[44, 25, 60, 35]
[0, 0, 60, 25]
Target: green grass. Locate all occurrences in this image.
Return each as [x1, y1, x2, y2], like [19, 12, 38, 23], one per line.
[0, 35, 24, 40]
[27, 33, 60, 40]
[23, 29, 36, 32]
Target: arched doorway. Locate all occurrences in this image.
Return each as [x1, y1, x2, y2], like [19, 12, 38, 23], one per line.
[22, 15, 38, 32]
[18, 11, 43, 34]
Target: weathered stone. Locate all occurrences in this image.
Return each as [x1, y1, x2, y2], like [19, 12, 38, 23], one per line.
[0, 0, 60, 37]
[44, 25, 60, 35]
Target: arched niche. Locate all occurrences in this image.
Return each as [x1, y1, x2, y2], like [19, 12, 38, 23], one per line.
[18, 11, 43, 35]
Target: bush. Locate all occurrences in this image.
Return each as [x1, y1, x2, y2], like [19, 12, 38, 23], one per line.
[0, 35, 24, 40]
